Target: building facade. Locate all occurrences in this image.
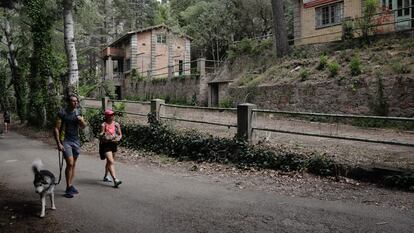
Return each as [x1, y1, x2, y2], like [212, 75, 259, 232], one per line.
[294, 0, 413, 45]
[102, 25, 191, 98]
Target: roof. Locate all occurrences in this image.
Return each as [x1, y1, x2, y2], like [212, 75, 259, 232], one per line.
[106, 24, 191, 48]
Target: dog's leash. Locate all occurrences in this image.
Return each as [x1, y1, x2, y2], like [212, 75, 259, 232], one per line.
[55, 150, 64, 185]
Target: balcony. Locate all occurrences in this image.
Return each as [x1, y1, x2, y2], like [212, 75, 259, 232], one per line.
[102, 47, 124, 59]
[113, 72, 124, 85]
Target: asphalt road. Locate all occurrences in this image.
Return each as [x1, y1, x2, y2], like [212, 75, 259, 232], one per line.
[0, 132, 413, 233]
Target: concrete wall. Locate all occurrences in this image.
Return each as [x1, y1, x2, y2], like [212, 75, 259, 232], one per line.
[125, 77, 203, 104]
[228, 75, 414, 117]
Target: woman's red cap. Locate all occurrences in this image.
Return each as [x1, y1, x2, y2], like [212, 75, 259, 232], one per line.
[104, 109, 115, 117]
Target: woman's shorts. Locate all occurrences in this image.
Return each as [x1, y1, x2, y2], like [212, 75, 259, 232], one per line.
[4, 119, 10, 124]
[99, 142, 118, 160]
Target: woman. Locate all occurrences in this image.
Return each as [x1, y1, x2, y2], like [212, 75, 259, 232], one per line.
[3, 110, 11, 133]
[99, 109, 122, 188]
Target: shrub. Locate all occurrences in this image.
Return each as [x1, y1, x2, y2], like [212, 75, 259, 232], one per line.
[317, 55, 328, 70]
[357, 0, 378, 43]
[307, 155, 335, 176]
[328, 62, 340, 77]
[349, 55, 362, 76]
[342, 20, 354, 40]
[299, 68, 309, 81]
[390, 59, 411, 74]
[219, 99, 233, 108]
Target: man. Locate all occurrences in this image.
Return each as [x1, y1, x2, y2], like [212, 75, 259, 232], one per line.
[54, 95, 86, 198]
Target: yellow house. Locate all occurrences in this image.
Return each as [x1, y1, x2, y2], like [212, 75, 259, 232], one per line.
[293, 0, 413, 45]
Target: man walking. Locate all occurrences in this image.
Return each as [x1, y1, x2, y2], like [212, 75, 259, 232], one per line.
[54, 95, 86, 198]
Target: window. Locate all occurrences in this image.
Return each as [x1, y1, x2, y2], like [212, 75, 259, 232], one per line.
[381, 0, 392, 10]
[126, 59, 131, 71]
[315, 2, 343, 28]
[157, 34, 166, 44]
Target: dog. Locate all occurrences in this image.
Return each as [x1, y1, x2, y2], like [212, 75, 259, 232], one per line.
[32, 159, 56, 218]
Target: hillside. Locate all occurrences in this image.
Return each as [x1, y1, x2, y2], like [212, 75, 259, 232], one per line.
[215, 35, 414, 117]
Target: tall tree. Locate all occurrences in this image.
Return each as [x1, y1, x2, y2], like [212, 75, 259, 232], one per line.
[63, 0, 79, 96]
[270, 0, 289, 57]
[1, 5, 28, 120]
[25, 0, 57, 126]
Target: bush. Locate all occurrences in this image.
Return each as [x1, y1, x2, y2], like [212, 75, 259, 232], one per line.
[349, 55, 362, 76]
[299, 68, 309, 81]
[219, 99, 233, 108]
[328, 62, 340, 77]
[342, 20, 354, 40]
[317, 55, 328, 70]
[390, 59, 411, 74]
[307, 155, 335, 176]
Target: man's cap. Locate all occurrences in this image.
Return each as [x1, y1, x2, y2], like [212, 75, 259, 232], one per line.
[104, 109, 115, 117]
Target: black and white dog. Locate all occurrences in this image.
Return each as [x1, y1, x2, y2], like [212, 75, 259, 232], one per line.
[32, 159, 56, 218]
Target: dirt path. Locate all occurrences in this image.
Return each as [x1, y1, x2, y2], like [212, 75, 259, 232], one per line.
[0, 130, 413, 233]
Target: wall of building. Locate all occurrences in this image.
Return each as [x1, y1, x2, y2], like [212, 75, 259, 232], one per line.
[124, 77, 202, 104]
[298, 0, 363, 45]
[227, 75, 414, 117]
[132, 28, 190, 77]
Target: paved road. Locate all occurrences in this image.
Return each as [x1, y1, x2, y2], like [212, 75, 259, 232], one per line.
[0, 132, 413, 233]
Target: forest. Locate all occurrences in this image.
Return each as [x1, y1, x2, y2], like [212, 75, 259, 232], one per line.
[0, 0, 291, 127]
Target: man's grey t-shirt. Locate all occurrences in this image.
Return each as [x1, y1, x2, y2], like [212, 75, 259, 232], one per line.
[58, 108, 81, 144]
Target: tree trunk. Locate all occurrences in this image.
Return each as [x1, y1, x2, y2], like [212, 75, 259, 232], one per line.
[2, 16, 26, 120]
[63, 0, 79, 96]
[270, 0, 289, 57]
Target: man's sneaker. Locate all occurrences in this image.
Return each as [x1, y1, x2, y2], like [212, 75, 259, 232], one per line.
[103, 176, 112, 182]
[114, 179, 122, 188]
[66, 186, 79, 194]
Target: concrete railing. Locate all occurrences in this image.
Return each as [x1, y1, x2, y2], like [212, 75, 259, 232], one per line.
[87, 97, 414, 146]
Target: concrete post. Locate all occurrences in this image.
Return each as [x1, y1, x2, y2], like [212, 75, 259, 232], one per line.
[237, 103, 256, 142]
[102, 97, 110, 111]
[150, 99, 165, 122]
[106, 56, 113, 80]
[168, 65, 174, 79]
[197, 58, 206, 77]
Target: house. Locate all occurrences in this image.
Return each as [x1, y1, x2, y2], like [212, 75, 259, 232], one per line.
[293, 0, 413, 45]
[102, 25, 191, 98]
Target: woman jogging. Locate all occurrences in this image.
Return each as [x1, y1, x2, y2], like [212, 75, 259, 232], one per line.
[99, 109, 122, 188]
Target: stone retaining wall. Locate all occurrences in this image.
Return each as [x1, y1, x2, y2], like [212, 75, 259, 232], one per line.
[228, 75, 414, 117]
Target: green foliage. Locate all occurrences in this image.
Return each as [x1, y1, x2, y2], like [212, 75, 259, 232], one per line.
[84, 108, 103, 137]
[113, 102, 126, 117]
[390, 59, 411, 74]
[383, 174, 414, 190]
[306, 155, 335, 176]
[78, 84, 97, 97]
[228, 38, 273, 61]
[357, 0, 379, 43]
[349, 55, 362, 76]
[131, 69, 145, 81]
[328, 62, 340, 77]
[25, 0, 60, 127]
[118, 119, 311, 172]
[342, 20, 354, 40]
[100, 80, 116, 98]
[317, 55, 328, 70]
[299, 68, 309, 81]
[218, 99, 233, 108]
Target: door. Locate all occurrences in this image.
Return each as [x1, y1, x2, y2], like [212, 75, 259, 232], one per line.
[210, 83, 219, 107]
[394, 0, 413, 30]
[115, 86, 122, 100]
[178, 60, 184, 76]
